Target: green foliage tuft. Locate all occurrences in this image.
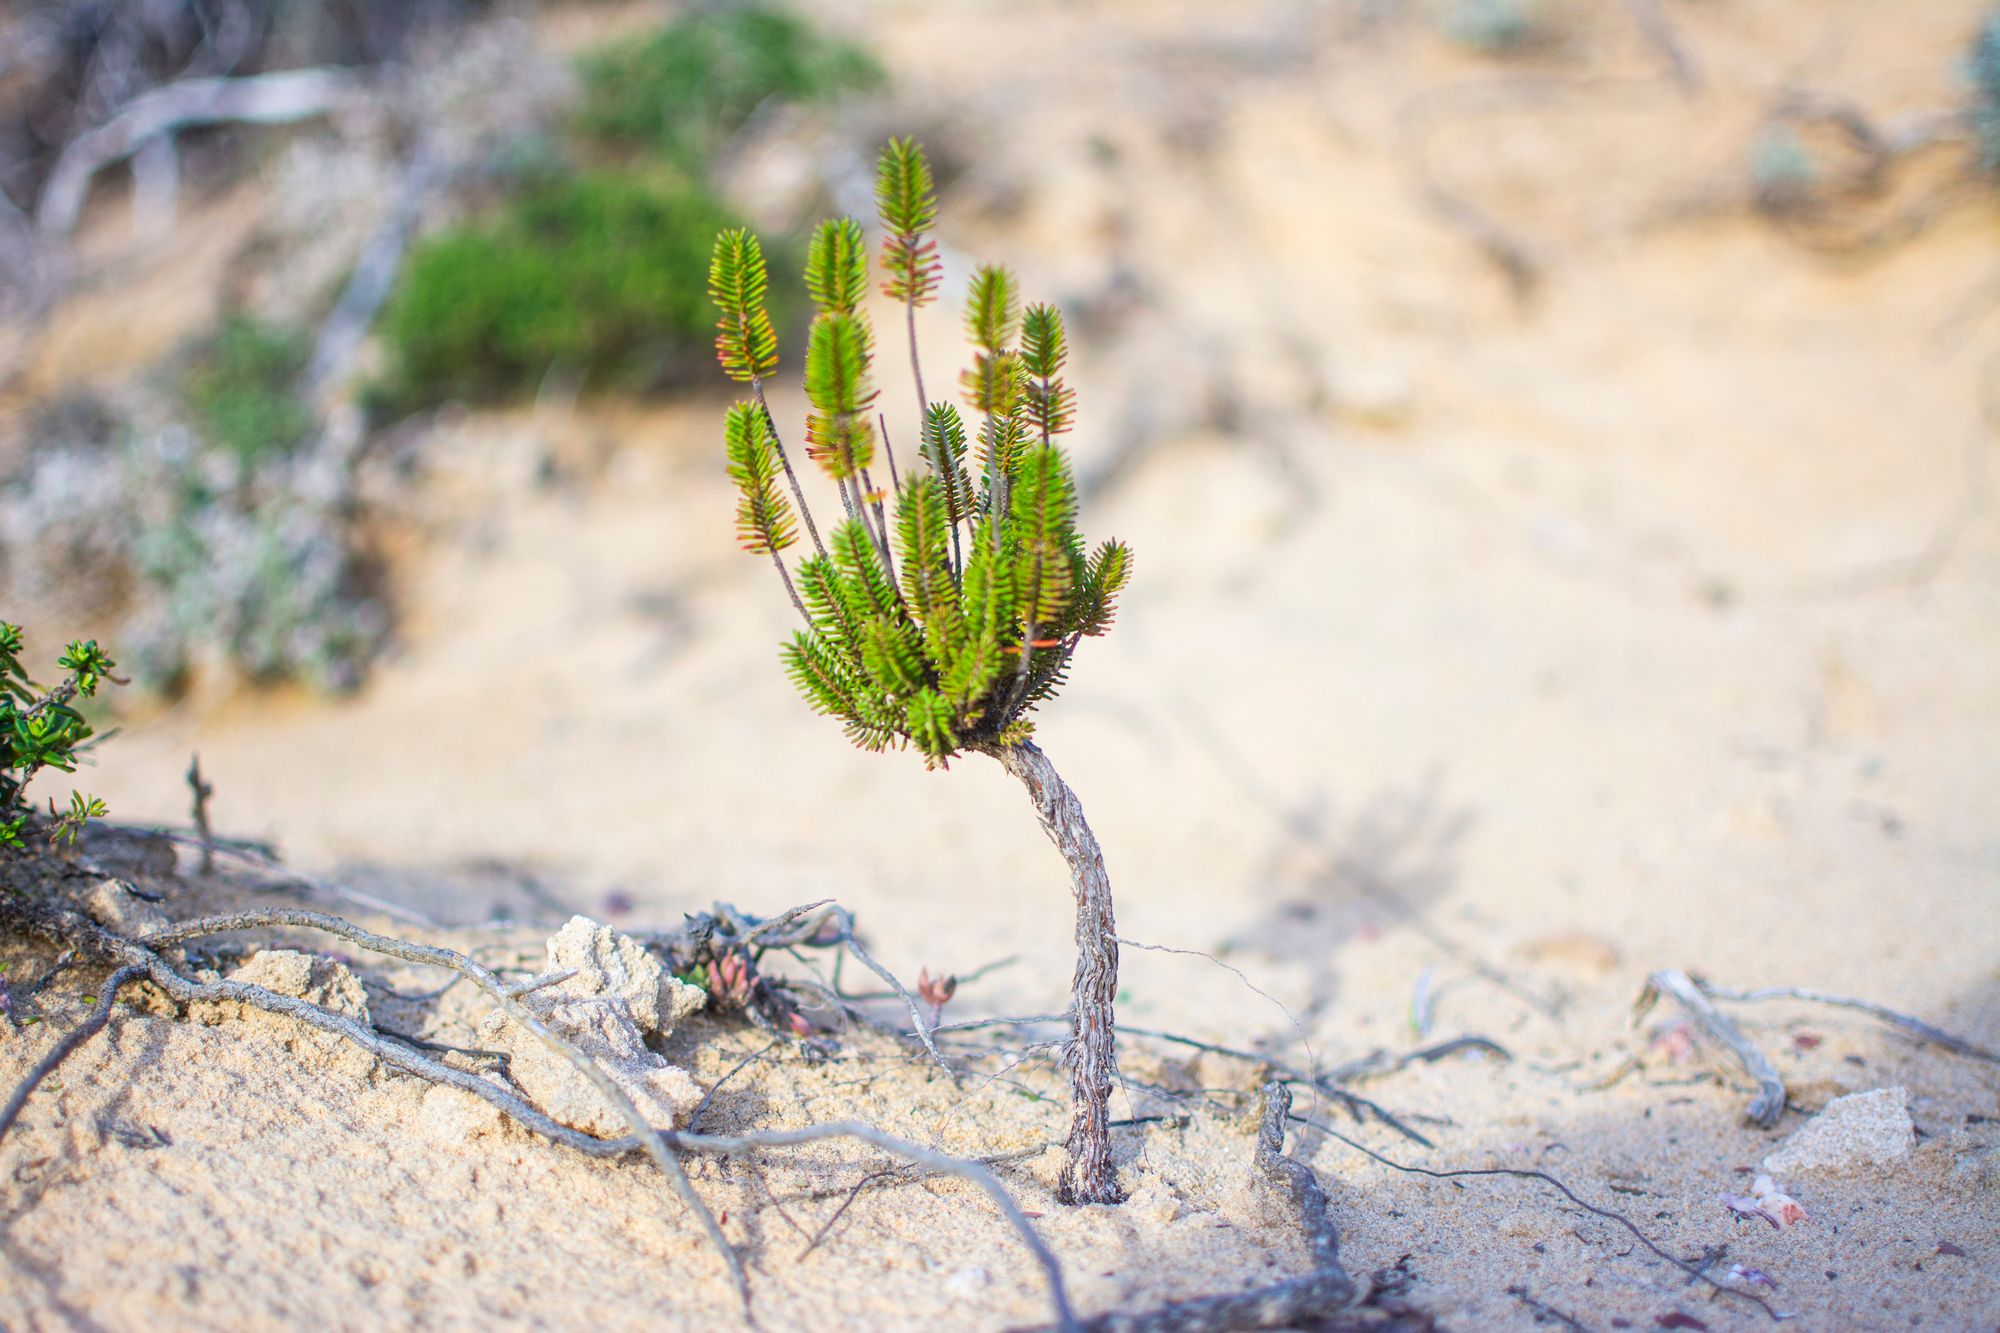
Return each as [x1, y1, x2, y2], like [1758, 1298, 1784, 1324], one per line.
[804, 217, 869, 317]
[1, 625, 119, 853]
[963, 265, 1021, 354]
[575, 4, 883, 169]
[1019, 304, 1077, 440]
[920, 403, 977, 524]
[724, 401, 798, 554]
[876, 137, 942, 307]
[711, 139, 1133, 768]
[378, 174, 739, 411]
[182, 317, 313, 467]
[1008, 444, 1080, 627]
[712, 227, 782, 383]
[802, 313, 878, 480]
[1073, 540, 1134, 638]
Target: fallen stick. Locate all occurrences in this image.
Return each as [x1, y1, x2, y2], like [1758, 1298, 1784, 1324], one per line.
[1323, 1035, 1514, 1086]
[36, 69, 356, 236]
[0, 896, 1079, 1330]
[1695, 981, 2000, 1066]
[1119, 1023, 1437, 1148]
[142, 908, 748, 1312]
[1636, 971, 1785, 1128]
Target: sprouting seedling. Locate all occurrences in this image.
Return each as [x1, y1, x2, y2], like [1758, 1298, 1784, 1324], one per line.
[1, 625, 122, 853]
[710, 137, 1134, 1205]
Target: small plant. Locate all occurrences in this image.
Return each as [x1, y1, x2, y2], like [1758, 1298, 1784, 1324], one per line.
[376, 173, 741, 411]
[711, 139, 1134, 1204]
[0, 624, 120, 852]
[575, 4, 882, 169]
[181, 316, 314, 468]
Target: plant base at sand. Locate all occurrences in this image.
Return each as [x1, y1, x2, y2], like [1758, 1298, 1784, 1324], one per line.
[0, 847, 1367, 1331]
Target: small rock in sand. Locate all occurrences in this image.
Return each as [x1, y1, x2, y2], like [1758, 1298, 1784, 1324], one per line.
[1762, 1086, 1914, 1176]
[544, 915, 705, 1035]
[226, 949, 371, 1023]
[481, 996, 701, 1136]
[482, 921, 704, 1139]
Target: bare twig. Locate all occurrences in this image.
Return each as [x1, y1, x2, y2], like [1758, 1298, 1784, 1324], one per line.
[823, 908, 953, 1076]
[503, 967, 578, 999]
[184, 755, 215, 876]
[140, 909, 749, 1313]
[1118, 1024, 1435, 1149]
[305, 147, 442, 398]
[1695, 981, 2000, 1066]
[797, 1144, 1049, 1261]
[1637, 971, 1786, 1128]
[37, 69, 356, 235]
[1507, 1284, 1590, 1332]
[690, 1038, 784, 1131]
[1324, 1035, 1513, 1086]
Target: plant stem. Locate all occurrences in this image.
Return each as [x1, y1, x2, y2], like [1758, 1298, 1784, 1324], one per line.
[750, 378, 825, 558]
[988, 740, 1122, 1206]
[771, 550, 810, 624]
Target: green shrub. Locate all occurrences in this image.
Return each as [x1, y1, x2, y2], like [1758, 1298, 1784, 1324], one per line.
[123, 431, 384, 693]
[375, 173, 743, 410]
[575, 4, 883, 167]
[182, 317, 314, 466]
[1, 624, 118, 852]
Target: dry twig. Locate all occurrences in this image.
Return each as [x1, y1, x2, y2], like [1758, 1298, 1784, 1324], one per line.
[1694, 980, 1999, 1066]
[36, 69, 356, 236]
[0, 894, 1080, 1329]
[1637, 970, 1786, 1128]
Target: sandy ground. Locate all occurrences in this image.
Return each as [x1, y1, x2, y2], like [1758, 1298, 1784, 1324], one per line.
[4, 0, 1999, 1328]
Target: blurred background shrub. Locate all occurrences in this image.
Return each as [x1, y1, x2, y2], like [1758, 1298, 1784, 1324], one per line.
[573, 4, 883, 169]
[374, 173, 739, 412]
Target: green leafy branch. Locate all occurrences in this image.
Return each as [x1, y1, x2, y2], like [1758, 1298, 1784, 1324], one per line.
[1, 625, 123, 852]
[710, 140, 1132, 769]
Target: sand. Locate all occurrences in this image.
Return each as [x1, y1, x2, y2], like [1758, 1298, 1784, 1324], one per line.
[3, 0, 1998, 1328]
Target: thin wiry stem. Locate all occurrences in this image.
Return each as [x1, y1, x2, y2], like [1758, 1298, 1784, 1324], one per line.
[878, 413, 902, 496]
[1295, 1112, 1789, 1322]
[1696, 980, 2000, 1065]
[750, 377, 825, 559]
[0, 894, 1079, 1330]
[904, 302, 929, 439]
[771, 551, 810, 624]
[858, 464, 900, 600]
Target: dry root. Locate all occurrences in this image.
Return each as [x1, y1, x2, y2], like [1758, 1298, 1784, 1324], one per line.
[0, 875, 1365, 1333]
